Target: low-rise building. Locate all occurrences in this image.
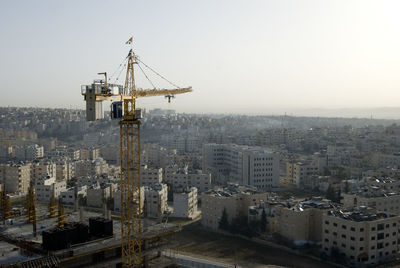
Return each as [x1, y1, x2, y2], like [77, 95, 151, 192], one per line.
[141, 166, 163, 187]
[114, 186, 144, 214]
[87, 183, 115, 208]
[60, 186, 87, 205]
[201, 184, 268, 230]
[144, 183, 168, 218]
[173, 187, 198, 219]
[35, 176, 66, 202]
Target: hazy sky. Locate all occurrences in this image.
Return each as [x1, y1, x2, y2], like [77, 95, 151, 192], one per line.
[1, 0, 400, 114]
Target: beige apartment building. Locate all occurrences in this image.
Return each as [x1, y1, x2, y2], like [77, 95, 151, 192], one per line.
[0, 163, 31, 194]
[173, 187, 198, 219]
[322, 209, 400, 267]
[201, 185, 268, 230]
[274, 197, 332, 244]
[141, 166, 163, 187]
[286, 161, 319, 187]
[342, 193, 400, 216]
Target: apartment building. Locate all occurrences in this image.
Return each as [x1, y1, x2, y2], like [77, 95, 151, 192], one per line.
[87, 183, 115, 208]
[114, 187, 144, 214]
[31, 161, 57, 181]
[35, 176, 66, 202]
[0, 162, 31, 194]
[286, 161, 319, 187]
[173, 187, 198, 219]
[274, 197, 333, 244]
[322, 208, 400, 267]
[201, 184, 268, 230]
[342, 179, 400, 215]
[60, 186, 87, 205]
[144, 183, 168, 218]
[202, 143, 279, 190]
[171, 170, 211, 192]
[141, 166, 163, 187]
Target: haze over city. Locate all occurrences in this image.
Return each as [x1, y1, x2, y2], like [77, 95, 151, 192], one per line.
[1, 0, 400, 117]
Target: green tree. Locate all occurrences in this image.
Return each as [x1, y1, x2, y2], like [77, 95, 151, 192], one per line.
[219, 207, 229, 231]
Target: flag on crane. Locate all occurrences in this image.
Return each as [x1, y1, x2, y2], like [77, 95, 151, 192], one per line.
[125, 37, 133, 44]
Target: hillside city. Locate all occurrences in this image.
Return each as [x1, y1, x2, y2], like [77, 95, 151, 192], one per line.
[2, 106, 400, 267]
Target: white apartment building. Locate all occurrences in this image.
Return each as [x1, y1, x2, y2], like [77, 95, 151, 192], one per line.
[171, 171, 211, 192]
[77, 175, 115, 187]
[141, 166, 163, 187]
[60, 186, 87, 205]
[74, 157, 109, 177]
[144, 183, 168, 218]
[173, 187, 198, 219]
[202, 144, 280, 190]
[0, 162, 31, 194]
[114, 186, 144, 214]
[35, 176, 66, 202]
[87, 183, 115, 208]
[322, 209, 400, 267]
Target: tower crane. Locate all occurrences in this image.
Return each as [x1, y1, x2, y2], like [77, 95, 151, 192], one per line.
[81, 48, 191, 267]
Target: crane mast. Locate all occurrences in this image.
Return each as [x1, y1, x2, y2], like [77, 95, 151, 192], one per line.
[120, 50, 142, 267]
[82, 48, 192, 267]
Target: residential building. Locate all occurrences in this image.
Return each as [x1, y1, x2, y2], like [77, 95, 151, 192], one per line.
[144, 183, 168, 218]
[201, 184, 268, 230]
[322, 208, 400, 267]
[173, 187, 198, 219]
[34, 176, 66, 202]
[0, 162, 31, 194]
[202, 144, 279, 190]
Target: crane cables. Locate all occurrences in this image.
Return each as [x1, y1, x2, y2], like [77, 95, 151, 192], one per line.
[136, 58, 181, 89]
[108, 57, 128, 84]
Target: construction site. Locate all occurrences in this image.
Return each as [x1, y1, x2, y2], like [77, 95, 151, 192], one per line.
[0, 47, 192, 268]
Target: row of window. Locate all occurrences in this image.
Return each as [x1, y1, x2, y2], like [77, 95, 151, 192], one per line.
[325, 221, 396, 231]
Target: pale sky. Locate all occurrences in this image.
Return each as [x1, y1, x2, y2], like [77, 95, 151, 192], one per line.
[1, 0, 400, 114]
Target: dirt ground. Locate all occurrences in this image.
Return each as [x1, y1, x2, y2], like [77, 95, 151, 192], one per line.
[172, 224, 336, 268]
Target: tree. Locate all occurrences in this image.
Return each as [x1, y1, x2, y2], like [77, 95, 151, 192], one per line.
[326, 185, 336, 202]
[219, 207, 229, 231]
[260, 209, 267, 233]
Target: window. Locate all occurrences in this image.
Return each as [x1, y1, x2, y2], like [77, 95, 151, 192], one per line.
[333, 232, 337, 236]
[325, 220, 329, 225]
[324, 238, 329, 242]
[360, 237, 364, 241]
[351, 227, 355, 231]
[334, 223, 338, 227]
[360, 247, 364, 251]
[342, 234, 346, 238]
[377, 224, 384, 231]
[360, 228, 364, 232]
[324, 230, 329, 234]
[372, 227, 376, 231]
[342, 225, 347, 230]
[378, 233, 384, 240]
[351, 237, 355, 241]
[377, 243, 383, 249]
